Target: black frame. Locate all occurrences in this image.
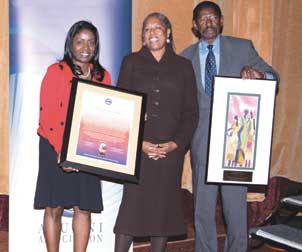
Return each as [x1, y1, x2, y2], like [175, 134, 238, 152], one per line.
[59, 78, 146, 183]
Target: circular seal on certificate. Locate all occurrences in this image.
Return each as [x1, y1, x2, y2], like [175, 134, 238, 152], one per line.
[98, 143, 107, 156]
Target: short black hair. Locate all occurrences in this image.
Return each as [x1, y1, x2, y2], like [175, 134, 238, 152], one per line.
[63, 20, 105, 81]
[193, 1, 222, 21]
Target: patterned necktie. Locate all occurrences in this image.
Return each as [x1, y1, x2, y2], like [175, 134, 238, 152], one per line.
[205, 44, 217, 96]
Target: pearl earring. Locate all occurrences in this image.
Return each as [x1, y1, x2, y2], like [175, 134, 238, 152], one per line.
[166, 38, 170, 43]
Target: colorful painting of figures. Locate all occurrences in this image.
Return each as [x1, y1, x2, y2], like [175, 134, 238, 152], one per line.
[223, 93, 260, 170]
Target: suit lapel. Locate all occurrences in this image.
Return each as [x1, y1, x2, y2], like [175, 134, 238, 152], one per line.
[219, 36, 232, 76]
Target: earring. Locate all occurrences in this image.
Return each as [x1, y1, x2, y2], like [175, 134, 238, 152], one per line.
[166, 38, 170, 43]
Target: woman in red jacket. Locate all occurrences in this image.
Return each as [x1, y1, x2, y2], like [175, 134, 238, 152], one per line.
[34, 20, 111, 252]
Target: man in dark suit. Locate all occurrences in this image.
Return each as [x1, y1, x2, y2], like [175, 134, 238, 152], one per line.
[181, 1, 279, 252]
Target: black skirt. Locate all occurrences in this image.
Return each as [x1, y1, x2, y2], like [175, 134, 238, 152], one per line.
[34, 136, 103, 212]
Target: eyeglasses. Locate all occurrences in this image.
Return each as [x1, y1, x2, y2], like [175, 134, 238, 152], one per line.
[198, 14, 219, 24]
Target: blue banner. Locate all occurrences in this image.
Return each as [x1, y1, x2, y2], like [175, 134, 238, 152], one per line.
[9, 0, 131, 251]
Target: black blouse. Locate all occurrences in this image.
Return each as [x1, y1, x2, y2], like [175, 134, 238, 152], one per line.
[117, 46, 199, 151]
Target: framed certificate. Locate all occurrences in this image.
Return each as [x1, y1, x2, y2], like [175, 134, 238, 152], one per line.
[59, 78, 146, 183]
[206, 76, 277, 185]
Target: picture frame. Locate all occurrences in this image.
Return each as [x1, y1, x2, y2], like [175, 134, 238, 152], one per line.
[59, 78, 146, 183]
[206, 76, 277, 185]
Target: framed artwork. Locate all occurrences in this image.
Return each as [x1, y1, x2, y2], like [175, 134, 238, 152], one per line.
[59, 78, 146, 183]
[206, 76, 277, 185]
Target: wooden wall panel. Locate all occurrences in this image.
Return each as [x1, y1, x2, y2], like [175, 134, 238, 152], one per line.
[269, 0, 302, 181]
[232, 0, 274, 63]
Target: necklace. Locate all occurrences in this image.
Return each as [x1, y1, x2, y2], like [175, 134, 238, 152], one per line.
[81, 68, 91, 79]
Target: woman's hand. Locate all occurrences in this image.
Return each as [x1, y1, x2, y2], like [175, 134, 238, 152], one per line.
[142, 141, 178, 160]
[62, 167, 79, 173]
[143, 141, 163, 160]
[157, 141, 178, 154]
[57, 153, 61, 163]
[57, 153, 79, 172]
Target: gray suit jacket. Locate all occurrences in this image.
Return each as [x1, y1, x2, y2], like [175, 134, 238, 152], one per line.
[181, 35, 279, 187]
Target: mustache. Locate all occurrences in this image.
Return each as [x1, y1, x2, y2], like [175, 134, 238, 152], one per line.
[205, 27, 216, 31]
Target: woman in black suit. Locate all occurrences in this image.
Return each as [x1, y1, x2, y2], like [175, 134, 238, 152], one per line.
[114, 12, 198, 252]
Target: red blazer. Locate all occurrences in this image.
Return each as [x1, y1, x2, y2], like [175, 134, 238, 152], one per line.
[37, 61, 111, 154]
